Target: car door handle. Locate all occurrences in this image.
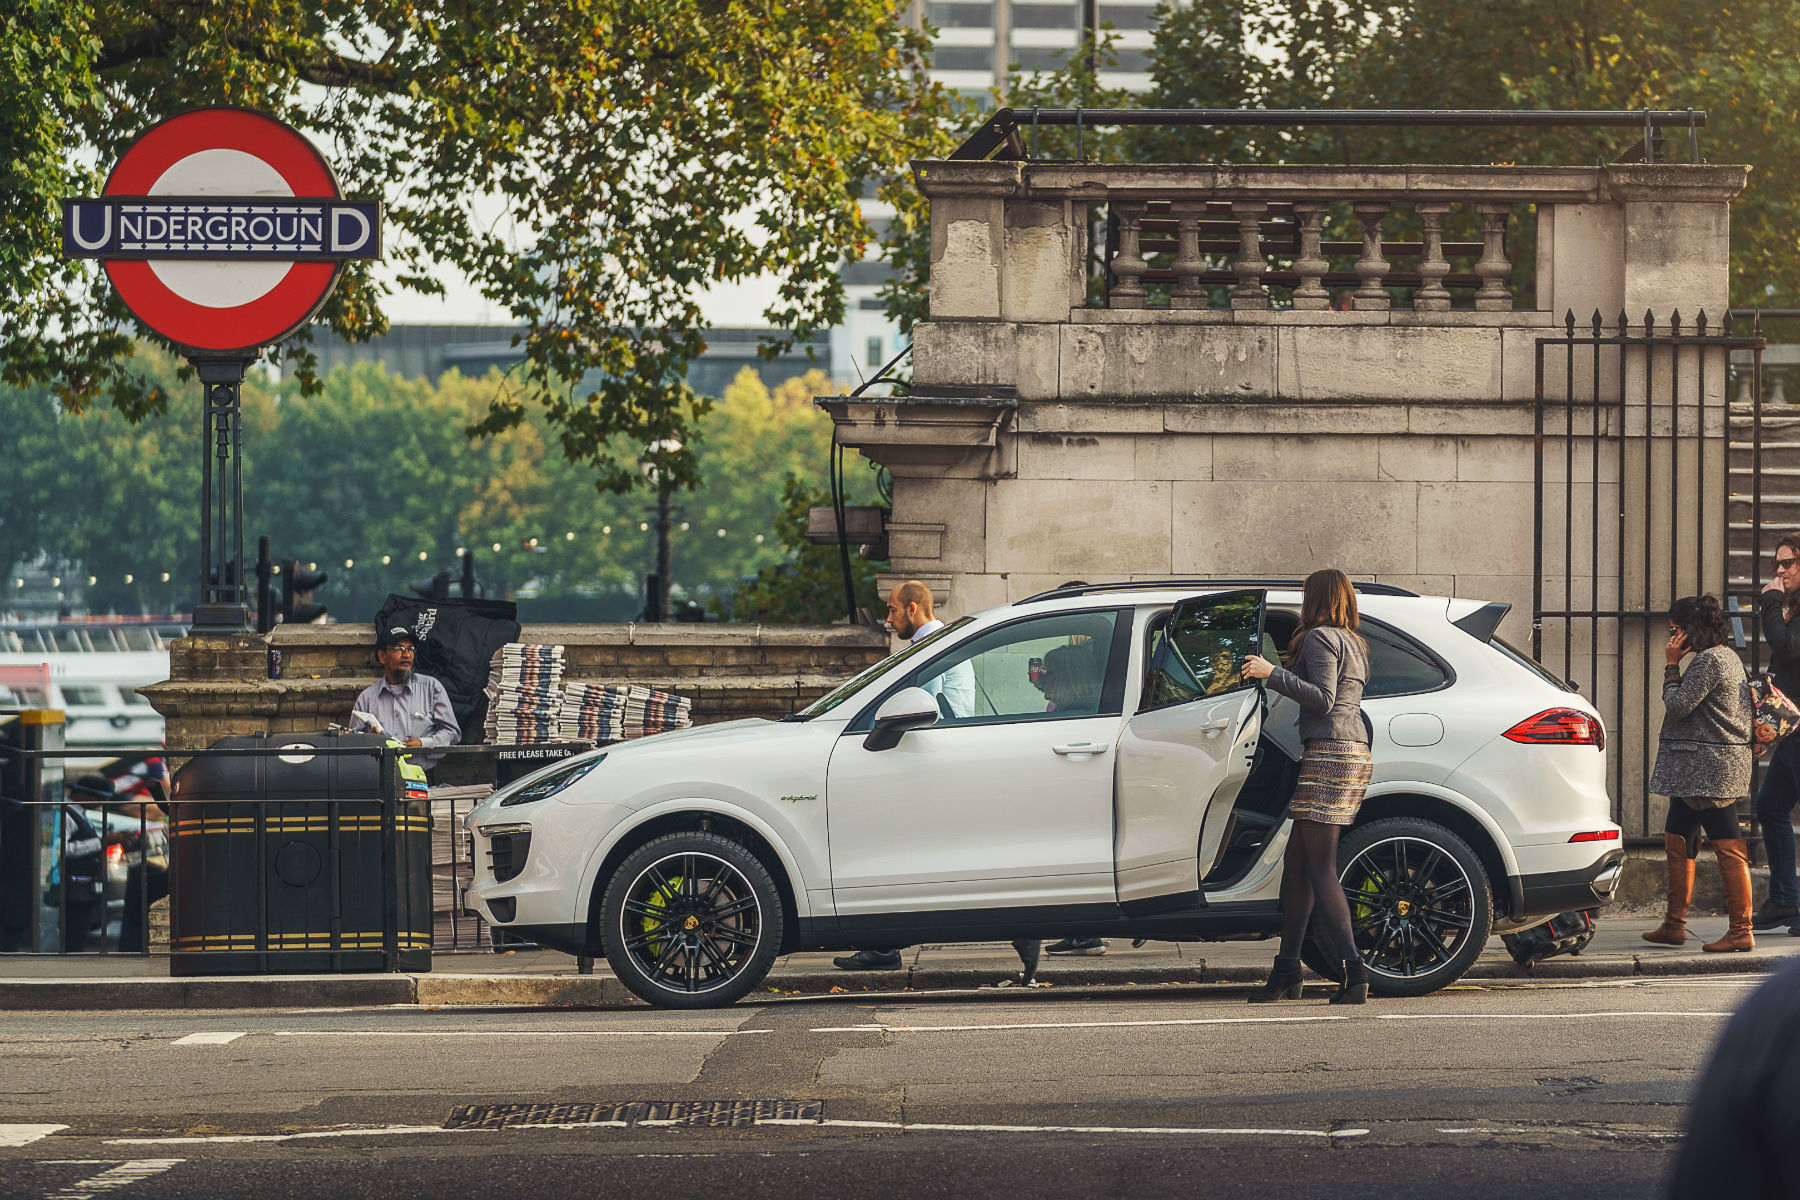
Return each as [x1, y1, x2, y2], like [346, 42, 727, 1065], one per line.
[1052, 741, 1111, 757]
[1197, 719, 1232, 737]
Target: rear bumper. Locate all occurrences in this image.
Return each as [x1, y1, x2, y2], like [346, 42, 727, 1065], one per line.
[1505, 848, 1626, 925]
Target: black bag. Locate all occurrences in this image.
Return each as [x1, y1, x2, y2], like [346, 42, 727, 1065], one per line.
[373, 594, 521, 744]
[1501, 909, 1596, 968]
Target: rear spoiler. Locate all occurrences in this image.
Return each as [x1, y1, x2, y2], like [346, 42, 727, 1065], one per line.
[1450, 600, 1511, 643]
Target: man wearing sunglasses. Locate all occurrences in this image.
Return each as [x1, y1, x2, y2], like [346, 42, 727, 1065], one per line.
[1753, 536, 1800, 932]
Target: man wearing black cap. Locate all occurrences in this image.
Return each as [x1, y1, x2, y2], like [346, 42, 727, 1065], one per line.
[348, 626, 460, 771]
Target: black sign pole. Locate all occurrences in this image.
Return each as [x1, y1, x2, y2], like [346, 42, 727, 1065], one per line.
[191, 356, 255, 634]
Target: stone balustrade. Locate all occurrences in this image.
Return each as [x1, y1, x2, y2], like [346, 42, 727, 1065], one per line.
[916, 160, 1745, 322]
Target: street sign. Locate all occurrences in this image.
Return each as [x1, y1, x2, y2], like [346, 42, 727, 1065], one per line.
[60, 106, 381, 355]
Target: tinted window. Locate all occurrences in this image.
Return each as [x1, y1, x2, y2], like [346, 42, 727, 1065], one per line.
[1364, 622, 1451, 697]
[911, 609, 1122, 724]
[61, 686, 109, 706]
[1143, 591, 1262, 711]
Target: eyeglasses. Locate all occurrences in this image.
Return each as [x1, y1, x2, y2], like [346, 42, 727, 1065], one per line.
[1778, 558, 1800, 571]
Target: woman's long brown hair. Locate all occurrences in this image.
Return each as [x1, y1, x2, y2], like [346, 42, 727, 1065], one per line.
[1284, 568, 1365, 664]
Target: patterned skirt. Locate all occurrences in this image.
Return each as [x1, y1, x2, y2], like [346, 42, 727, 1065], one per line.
[1289, 738, 1373, 827]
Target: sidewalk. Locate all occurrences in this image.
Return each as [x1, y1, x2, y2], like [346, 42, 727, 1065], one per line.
[4, 915, 1797, 1009]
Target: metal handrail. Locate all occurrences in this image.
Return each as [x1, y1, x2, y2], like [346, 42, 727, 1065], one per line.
[950, 106, 1708, 163]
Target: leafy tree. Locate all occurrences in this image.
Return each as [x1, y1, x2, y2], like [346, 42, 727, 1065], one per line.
[882, 1, 1800, 316]
[713, 476, 887, 623]
[1, 0, 957, 495]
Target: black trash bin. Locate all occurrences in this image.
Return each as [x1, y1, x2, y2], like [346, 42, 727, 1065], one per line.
[168, 731, 432, 976]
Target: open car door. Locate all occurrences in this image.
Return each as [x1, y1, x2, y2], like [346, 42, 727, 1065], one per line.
[1115, 589, 1266, 912]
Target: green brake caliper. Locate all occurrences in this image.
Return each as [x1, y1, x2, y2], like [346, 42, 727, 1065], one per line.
[642, 875, 685, 958]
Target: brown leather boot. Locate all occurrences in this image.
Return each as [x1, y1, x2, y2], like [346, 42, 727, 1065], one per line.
[1642, 833, 1694, 945]
[1703, 839, 1756, 953]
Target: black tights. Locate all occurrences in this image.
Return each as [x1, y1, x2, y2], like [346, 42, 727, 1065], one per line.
[1277, 819, 1359, 965]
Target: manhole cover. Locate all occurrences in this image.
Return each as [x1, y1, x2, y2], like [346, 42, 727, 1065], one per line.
[444, 1099, 823, 1131]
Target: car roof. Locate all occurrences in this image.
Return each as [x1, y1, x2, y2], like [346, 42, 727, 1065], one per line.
[998, 582, 1466, 623]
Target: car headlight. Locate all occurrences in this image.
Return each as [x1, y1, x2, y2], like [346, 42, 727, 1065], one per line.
[497, 753, 605, 807]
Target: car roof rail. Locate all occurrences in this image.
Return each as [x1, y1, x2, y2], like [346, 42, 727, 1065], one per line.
[1015, 578, 1421, 605]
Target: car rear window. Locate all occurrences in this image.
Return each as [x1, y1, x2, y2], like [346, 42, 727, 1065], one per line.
[1489, 636, 1575, 691]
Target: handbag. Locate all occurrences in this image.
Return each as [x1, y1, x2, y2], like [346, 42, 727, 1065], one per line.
[1748, 674, 1800, 758]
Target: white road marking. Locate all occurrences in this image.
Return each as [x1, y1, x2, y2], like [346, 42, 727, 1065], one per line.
[760, 1118, 1368, 1138]
[110, 1126, 486, 1146]
[111, 1119, 1365, 1144]
[267, 1029, 767, 1039]
[171, 1032, 245, 1046]
[1374, 1010, 1731, 1021]
[811, 1010, 1722, 1034]
[1437, 1126, 1679, 1140]
[0, 1124, 66, 1147]
[44, 1158, 182, 1200]
[810, 1015, 1350, 1033]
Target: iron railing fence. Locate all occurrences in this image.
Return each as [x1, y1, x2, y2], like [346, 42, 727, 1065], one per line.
[1532, 309, 1768, 843]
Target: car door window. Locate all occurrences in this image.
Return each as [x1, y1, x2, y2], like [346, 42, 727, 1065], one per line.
[1142, 590, 1265, 711]
[908, 610, 1124, 725]
[1363, 621, 1452, 697]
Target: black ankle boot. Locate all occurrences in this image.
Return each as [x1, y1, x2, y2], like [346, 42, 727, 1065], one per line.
[1247, 956, 1304, 1003]
[1329, 958, 1369, 1005]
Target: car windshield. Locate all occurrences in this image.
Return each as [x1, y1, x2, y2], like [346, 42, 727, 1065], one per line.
[786, 617, 974, 720]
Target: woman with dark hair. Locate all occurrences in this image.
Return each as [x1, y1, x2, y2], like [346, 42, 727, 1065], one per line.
[1752, 533, 1800, 932]
[1241, 568, 1373, 1003]
[1642, 594, 1756, 952]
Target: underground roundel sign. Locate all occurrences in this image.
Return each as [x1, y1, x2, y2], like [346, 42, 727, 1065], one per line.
[60, 106, 381, 355]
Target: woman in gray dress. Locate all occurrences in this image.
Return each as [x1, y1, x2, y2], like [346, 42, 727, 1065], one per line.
[1241, 568, 1373, 1003]
[1642, 594, 1756, 952]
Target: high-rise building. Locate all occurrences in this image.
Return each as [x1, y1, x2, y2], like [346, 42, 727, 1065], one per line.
[834, 1, 1178, 386]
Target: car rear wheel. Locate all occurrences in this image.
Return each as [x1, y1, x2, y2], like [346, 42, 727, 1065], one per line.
[600, 831, 784, 1009]
[1300, 816, 1493, 998]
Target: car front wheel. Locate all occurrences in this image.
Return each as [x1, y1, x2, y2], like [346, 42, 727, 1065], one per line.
[600, 831, 784, 1009]
[1301, 816, 1494, 998]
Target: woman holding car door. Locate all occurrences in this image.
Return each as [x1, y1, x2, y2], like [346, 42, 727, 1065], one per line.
[1241, 568, 1373, 1005]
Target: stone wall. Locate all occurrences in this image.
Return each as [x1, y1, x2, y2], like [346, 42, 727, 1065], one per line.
[825, 156, 1747, 838]
[143, 623, 890, 750]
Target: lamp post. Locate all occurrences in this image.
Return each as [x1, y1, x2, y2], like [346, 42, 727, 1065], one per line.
[640, 439, 682, 623]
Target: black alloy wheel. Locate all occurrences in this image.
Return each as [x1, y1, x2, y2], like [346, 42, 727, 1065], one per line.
[601, 831, 784, 1009]
[1301, 816, 1493, 998]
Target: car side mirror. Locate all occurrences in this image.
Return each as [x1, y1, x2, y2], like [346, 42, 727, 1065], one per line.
[864, 686, 940, 752]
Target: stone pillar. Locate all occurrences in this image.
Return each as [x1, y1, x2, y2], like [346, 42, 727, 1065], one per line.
[916, 160, 1024, 321]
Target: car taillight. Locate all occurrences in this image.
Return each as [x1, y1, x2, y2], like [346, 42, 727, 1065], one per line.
[1569, 830, 1620, 842]
[1503, 708, 1605, 749]
[105, 844, 123, 864]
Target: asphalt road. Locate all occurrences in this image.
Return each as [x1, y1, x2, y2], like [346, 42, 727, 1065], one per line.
[0, 974, 1748, 1199]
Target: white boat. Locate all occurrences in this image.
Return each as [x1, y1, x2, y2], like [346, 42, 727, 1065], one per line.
[0, 618, 183, 751]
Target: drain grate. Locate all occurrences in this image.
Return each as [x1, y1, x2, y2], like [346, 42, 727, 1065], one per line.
[445, 1100, 823, 1131]
[640, 1100, 823, 1128]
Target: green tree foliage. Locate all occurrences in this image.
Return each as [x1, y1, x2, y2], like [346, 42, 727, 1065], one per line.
[714, 476, 887, 623]
[0, 352, 879, 620]
[0, 0, 957, 493]
[883, 1, 1800, 319]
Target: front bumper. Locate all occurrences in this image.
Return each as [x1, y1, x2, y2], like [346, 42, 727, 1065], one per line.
[1505, 847, 1626, 925]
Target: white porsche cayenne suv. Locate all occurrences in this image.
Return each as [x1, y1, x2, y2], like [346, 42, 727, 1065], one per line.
[464, 580, 1624, 1008]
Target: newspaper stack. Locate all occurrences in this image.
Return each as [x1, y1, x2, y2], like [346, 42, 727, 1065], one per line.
[558, 682, 647, 744]
[482, 643, 566, 744]
[631, 688, 693, 738]
[557, 682, 694, 744]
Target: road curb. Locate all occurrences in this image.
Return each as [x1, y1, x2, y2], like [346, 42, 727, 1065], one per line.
[1, 952, 1788, 1010]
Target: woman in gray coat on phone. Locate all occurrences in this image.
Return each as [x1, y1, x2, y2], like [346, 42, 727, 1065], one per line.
[1642, 594, 1756, 953]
